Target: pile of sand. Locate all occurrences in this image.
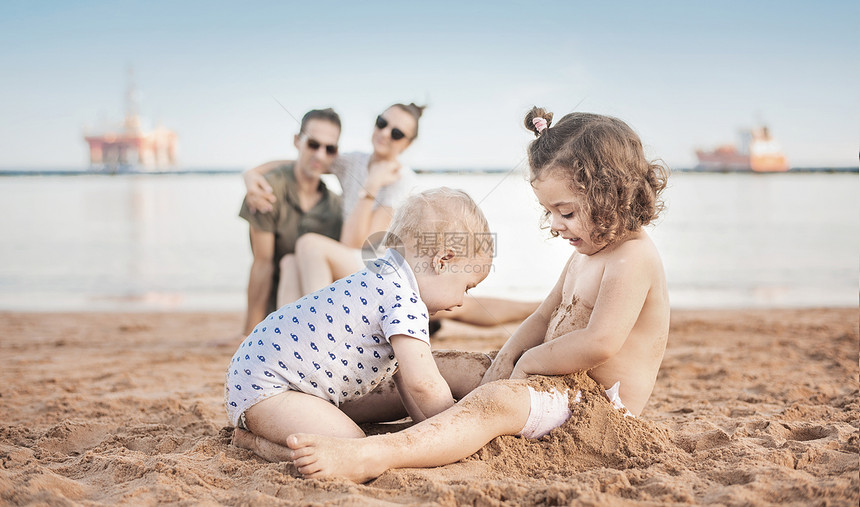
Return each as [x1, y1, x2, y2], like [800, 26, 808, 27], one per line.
[1, 308, 857, 505]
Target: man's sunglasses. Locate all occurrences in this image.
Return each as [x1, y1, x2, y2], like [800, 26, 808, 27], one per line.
[305, 137, 338, 156]
[375, 116, 410, 141]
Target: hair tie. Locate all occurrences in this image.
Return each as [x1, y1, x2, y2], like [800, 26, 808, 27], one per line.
[532, 117, 548, 135]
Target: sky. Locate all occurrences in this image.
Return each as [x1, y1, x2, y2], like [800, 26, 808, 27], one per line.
[0, 0, 857, 170]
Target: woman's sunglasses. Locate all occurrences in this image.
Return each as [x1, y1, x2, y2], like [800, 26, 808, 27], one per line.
[375, 116, 410, 141]
[305, 137, 338, 156]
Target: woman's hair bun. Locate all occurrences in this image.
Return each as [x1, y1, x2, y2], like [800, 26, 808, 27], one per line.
[524, 106, 553, 137]
[400, 102, 426, 119]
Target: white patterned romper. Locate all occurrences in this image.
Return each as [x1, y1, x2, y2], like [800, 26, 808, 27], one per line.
[225, 249, 429, 427]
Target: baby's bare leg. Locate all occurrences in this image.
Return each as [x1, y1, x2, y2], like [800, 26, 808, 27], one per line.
[340, 350, 491, 423]
[233, 390, 364, 462]
[236, 352, 491, 461]
[286, 380, 531, 482]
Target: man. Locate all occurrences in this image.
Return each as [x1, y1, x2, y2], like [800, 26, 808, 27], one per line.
[239, 109, 343, 335]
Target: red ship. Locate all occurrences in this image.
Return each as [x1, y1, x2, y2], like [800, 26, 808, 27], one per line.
[695, 125, 789, 172]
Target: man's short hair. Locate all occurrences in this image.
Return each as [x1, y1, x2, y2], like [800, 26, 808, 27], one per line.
[300, 108, 341, 133]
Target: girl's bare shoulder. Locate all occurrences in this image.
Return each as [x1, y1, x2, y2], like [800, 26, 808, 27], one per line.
[607, 231, 662, 268]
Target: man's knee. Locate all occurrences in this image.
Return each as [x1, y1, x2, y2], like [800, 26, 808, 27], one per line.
[295, 233, 325, 257]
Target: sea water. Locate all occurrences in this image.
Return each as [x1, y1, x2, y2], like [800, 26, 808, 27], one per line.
[0, 170, 856, 311]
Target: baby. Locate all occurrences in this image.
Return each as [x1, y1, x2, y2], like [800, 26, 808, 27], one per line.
[225, 187, 495, 446]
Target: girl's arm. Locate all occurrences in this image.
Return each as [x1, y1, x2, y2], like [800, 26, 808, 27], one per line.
[390, 334, 455, 422]
[480, 254, 573, 384]
[511, 250, 652, 377]
[243, 160, 292, 214]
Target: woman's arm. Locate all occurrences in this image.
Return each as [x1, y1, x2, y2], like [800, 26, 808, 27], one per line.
[390, 335, 455, 422]
[339, 159, 402, 248]
[243, 160, 292, 214]
[339, 202, 394, 248]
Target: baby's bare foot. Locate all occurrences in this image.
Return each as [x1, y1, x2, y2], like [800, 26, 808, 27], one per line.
[287, 433, 387, 483]
[232, 428, 295, 462]
[231, 428, 255, 450]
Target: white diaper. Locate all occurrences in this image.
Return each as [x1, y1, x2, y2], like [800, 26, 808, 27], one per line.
[518, 381, 633, 439]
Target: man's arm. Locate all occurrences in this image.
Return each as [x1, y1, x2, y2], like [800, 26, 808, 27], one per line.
[243, 226, 276, 335]
[247, 159, 291, 176]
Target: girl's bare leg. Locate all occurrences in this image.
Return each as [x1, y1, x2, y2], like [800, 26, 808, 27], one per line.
[232, 351, 493, 461]
[276, 254, 302, 307]
[340, 350, 491, 422]
[294, 233, 363, 293]
[232, 390, 364, 463]
[286, 380, 532, 482]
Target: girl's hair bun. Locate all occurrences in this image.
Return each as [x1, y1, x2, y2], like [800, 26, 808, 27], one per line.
[524, 106, 553, 137]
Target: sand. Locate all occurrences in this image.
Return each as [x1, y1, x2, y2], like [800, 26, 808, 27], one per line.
[1, 308, 857, 505]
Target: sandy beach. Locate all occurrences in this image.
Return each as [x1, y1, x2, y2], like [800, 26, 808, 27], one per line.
[0, 308, 857, 505]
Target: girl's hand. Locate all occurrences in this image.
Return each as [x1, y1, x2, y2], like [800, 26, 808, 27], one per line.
[508, 350, 531, 379]
[509, 363, 528, 380]
[243, 171, 276, 214]
[480, 354, 516, 385]
[509, 350, 537, 380]
[366, 160, 402, 192]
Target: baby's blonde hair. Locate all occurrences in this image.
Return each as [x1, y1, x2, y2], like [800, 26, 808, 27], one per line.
[384, 187, 493, 258]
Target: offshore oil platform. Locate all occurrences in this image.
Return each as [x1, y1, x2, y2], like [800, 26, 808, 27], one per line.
[83, 70, 177, 172]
